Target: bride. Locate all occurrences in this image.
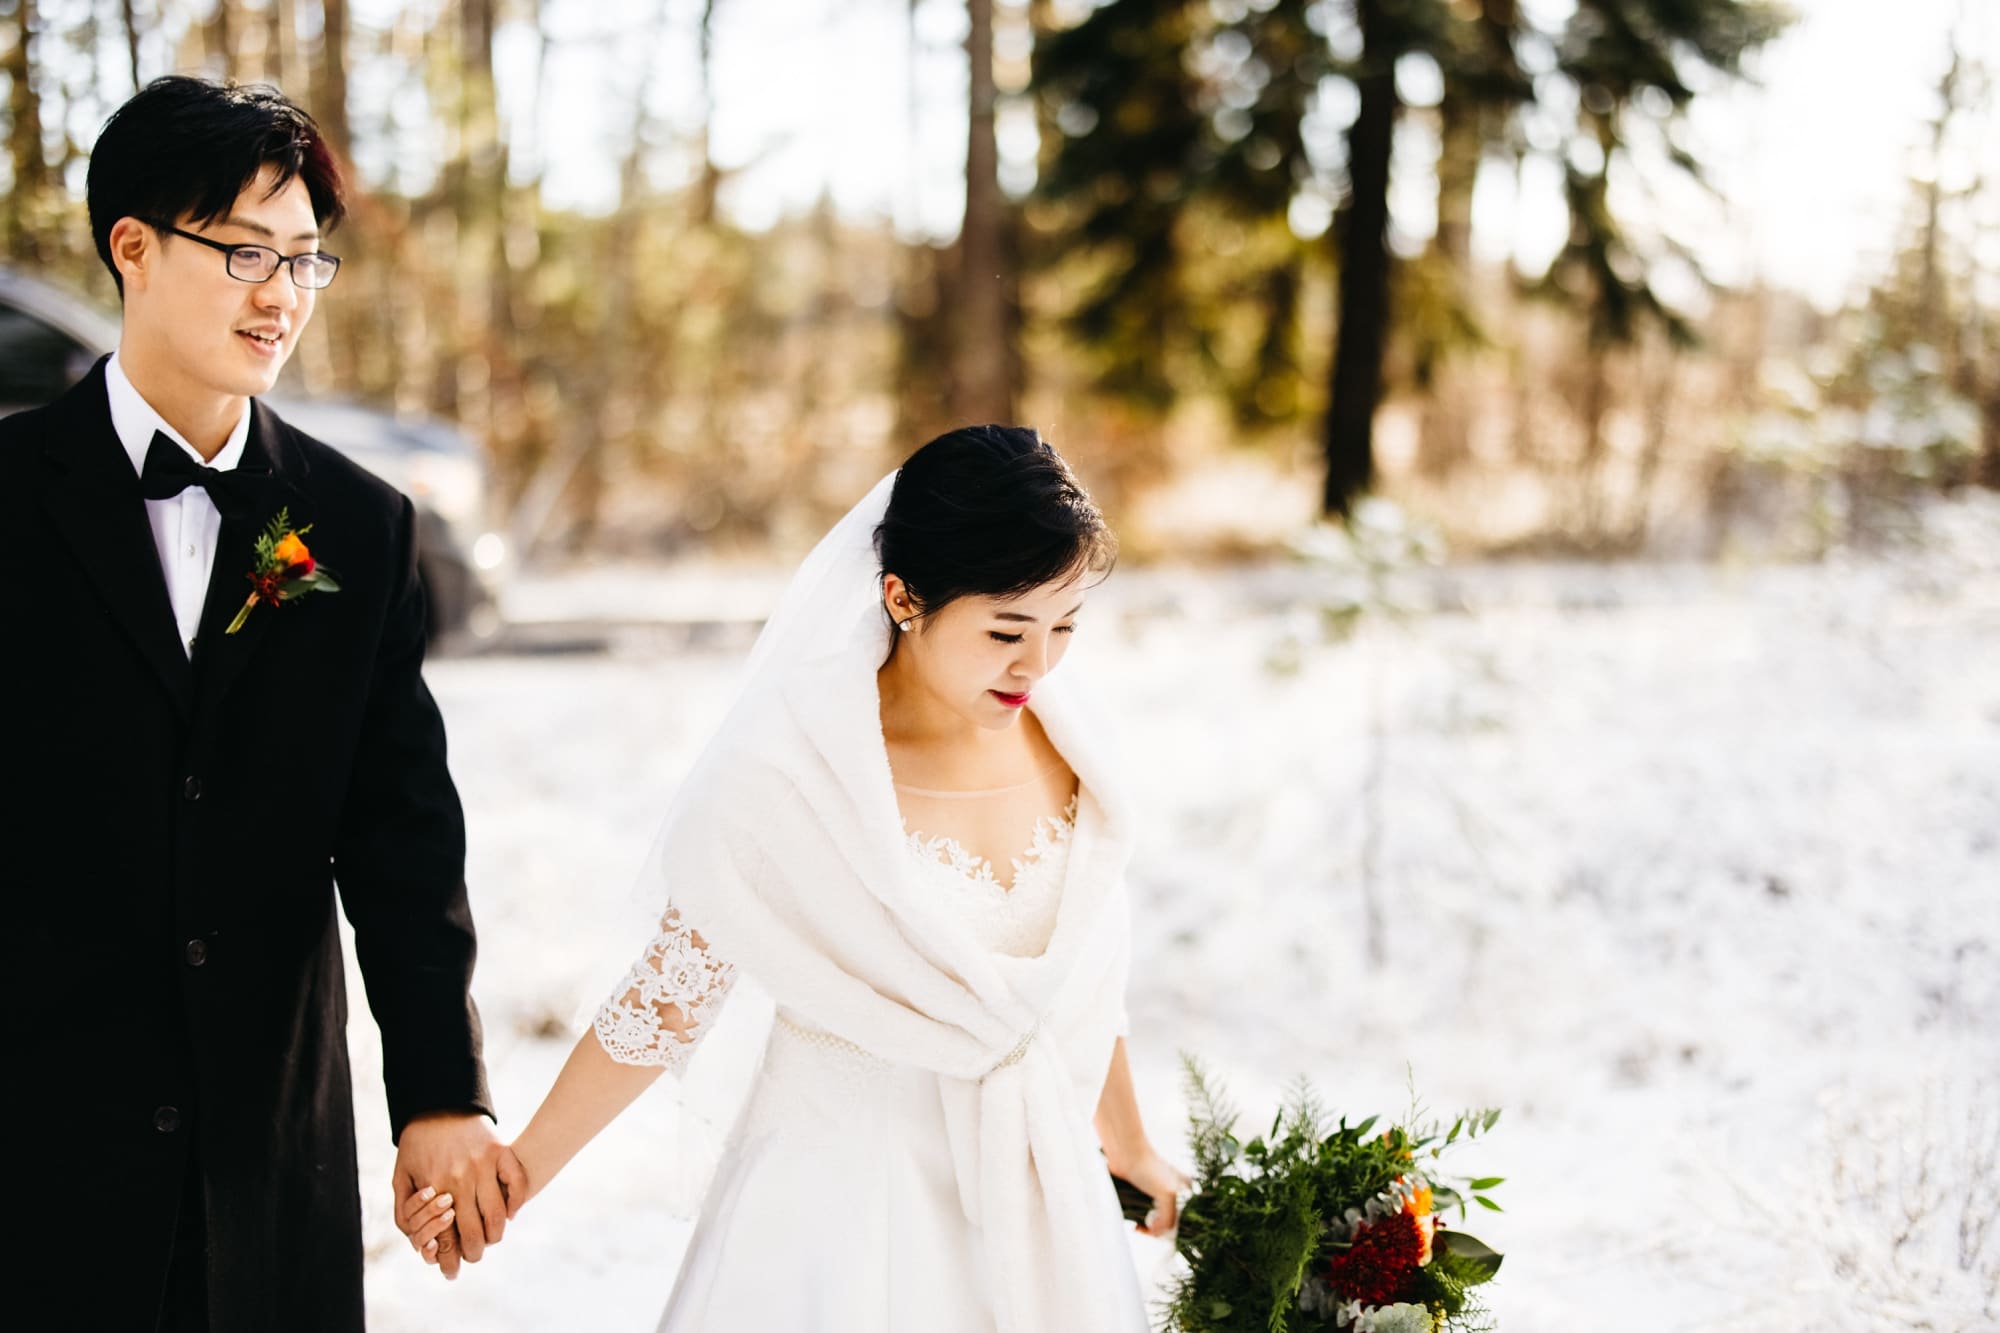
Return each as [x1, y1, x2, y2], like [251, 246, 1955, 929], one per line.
[400, 425, 1187, 1330]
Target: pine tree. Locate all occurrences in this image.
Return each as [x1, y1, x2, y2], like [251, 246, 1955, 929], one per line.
[1034, 0, 1789, 523]
[1540, 0, 1788, 531]
[1032, 0, 1212, 415]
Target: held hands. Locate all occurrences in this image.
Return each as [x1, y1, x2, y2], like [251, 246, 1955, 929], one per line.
[1115, 1147, 1193, 1239]
[391, 1111, 530, 1279]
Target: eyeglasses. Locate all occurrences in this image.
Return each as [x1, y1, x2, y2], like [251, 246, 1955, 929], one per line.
[147, 220, 342, 290]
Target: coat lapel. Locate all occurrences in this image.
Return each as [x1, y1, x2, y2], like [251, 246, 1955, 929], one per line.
[192, 399, 311, 718]
[36, 360, 195, 716]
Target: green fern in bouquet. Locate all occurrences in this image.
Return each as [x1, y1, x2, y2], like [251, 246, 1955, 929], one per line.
[1112, 1059, 1504, 1333]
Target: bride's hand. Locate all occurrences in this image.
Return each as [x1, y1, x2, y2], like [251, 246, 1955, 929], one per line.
[496, 1142, 533, 1219]
[1116, 1148, 1192, 1237]
[397, 1184, 459, 1266]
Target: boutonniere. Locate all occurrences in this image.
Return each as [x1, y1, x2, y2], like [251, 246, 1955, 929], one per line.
[225, 507, 341, 634]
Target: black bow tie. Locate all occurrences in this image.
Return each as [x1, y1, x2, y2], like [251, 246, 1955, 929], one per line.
[138, 431, 266, 522]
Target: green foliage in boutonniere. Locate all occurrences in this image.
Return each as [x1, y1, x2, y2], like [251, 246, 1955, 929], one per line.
[225, 507, 341, 634]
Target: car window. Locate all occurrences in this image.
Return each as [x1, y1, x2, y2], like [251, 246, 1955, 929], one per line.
[0, 303, 96, 405]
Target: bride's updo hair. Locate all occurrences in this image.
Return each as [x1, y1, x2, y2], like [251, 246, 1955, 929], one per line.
[875, 425, 1116, 626]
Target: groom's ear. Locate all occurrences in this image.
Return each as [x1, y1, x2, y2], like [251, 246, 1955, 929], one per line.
[107, 217, 156, 297]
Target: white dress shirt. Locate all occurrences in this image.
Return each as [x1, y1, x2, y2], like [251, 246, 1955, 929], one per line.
[105, 352, 252, 659]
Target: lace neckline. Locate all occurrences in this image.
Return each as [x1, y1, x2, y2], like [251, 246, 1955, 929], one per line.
[904, 790, 1081, 895]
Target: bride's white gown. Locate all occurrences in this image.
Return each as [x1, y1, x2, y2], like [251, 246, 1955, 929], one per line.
[593, 786, 1150, 1333]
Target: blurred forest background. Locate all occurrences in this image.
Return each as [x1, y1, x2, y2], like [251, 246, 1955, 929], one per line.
[10, 12, 1994, 1325]
[3, 0, 1997, 564]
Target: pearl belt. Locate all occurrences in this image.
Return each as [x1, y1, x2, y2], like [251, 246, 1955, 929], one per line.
[772, 1011, 889, 1066]
[772, 1011, 1041, 1081]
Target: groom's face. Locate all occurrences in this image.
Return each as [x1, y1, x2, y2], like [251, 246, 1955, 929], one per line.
[123, 165, 322, 402]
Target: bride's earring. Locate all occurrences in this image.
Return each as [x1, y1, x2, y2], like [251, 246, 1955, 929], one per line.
[898, 618, 913, 632]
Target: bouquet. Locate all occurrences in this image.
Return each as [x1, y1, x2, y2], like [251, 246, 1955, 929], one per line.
[1113, 1060, 1504, 1333]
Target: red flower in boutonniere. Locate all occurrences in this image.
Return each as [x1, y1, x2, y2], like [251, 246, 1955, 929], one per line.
[225, 507, 341, 634]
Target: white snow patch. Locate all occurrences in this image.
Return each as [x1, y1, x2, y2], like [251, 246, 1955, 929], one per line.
[352, 493, 2000, 1330]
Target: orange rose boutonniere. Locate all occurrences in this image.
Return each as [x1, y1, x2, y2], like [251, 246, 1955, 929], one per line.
[225, 507, 341, 634]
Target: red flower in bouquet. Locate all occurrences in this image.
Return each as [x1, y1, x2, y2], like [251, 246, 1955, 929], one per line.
[1132, 1064, 1504, 1333]
[1326, 1208, 1427, 1307]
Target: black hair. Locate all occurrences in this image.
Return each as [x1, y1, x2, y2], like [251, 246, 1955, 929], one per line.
[88, 76, 347, 296]
[874, 425, 1117, 640]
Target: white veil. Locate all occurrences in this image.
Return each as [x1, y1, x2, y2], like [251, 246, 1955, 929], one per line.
[599, 470, 901, 1219]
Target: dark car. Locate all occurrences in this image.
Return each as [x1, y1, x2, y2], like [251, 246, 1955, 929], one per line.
[0, 263, 505, 647]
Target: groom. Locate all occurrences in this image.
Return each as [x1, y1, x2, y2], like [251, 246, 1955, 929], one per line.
[0, 77, 515, 1329]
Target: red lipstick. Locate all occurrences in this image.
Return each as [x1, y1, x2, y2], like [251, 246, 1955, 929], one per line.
[990, 690, 1031, 709]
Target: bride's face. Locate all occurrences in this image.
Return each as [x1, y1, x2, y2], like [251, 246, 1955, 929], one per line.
[883, 572, 1087, 731]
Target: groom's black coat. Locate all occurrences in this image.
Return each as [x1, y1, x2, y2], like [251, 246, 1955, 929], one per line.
[0, 359, 492, 1331]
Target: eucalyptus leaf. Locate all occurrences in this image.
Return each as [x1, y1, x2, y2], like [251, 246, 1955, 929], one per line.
[1438, 1229, 1505, 1278]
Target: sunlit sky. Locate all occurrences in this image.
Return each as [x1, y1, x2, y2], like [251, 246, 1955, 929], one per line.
[358, 0, 1996, 313]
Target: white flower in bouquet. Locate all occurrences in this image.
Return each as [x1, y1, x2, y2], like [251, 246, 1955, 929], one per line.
[1358, 1302, 1438, 1333]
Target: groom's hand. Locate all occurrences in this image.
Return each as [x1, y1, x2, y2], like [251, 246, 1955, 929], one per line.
[394, 1111, 512, 1271]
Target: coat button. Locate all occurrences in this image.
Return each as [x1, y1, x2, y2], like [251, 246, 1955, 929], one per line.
[183, 775, 201, 801]
[185, 939, 208, 967]
[154, 1106, 181, 1134]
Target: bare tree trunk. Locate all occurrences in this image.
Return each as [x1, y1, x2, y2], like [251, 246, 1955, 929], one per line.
[1323, 0, 1400, 517]
[1421, 89, 1478, 482]
[1434, 94, 1477, 274]
[1918, 44, 1960, 360]
[206, 0, 235, 78]
[299, 0, 355, 395]
[462, 0, 510, 344]
[1418, 0, 1517, 483]
[119, 0, 141, 89]
[949, 0, 1014, 425]
[1980, 278, 2000, 486]
[1433, 0, 1516, 271]
[317, 0, 351, 161]
[4, 0, 48, 264]
[1978, 189, 2000, 487]
[1982, 389, 2000, 489]
[1575, 341, 1610, 542]
[1621, 342, 1675, 550]
[693, 0, 722, 225]
[558, 0, 672, 552]
[892, 0, 949, 449]
[444, 0, 509, 443]
[266, 0, 293, 91]
[262, 0, 279, 84]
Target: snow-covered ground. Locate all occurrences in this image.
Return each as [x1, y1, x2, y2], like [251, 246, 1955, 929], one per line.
[353, 495, 2000, 1332]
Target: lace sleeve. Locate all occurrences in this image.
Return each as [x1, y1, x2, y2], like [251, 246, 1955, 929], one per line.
[592, 905, 738, 1072]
